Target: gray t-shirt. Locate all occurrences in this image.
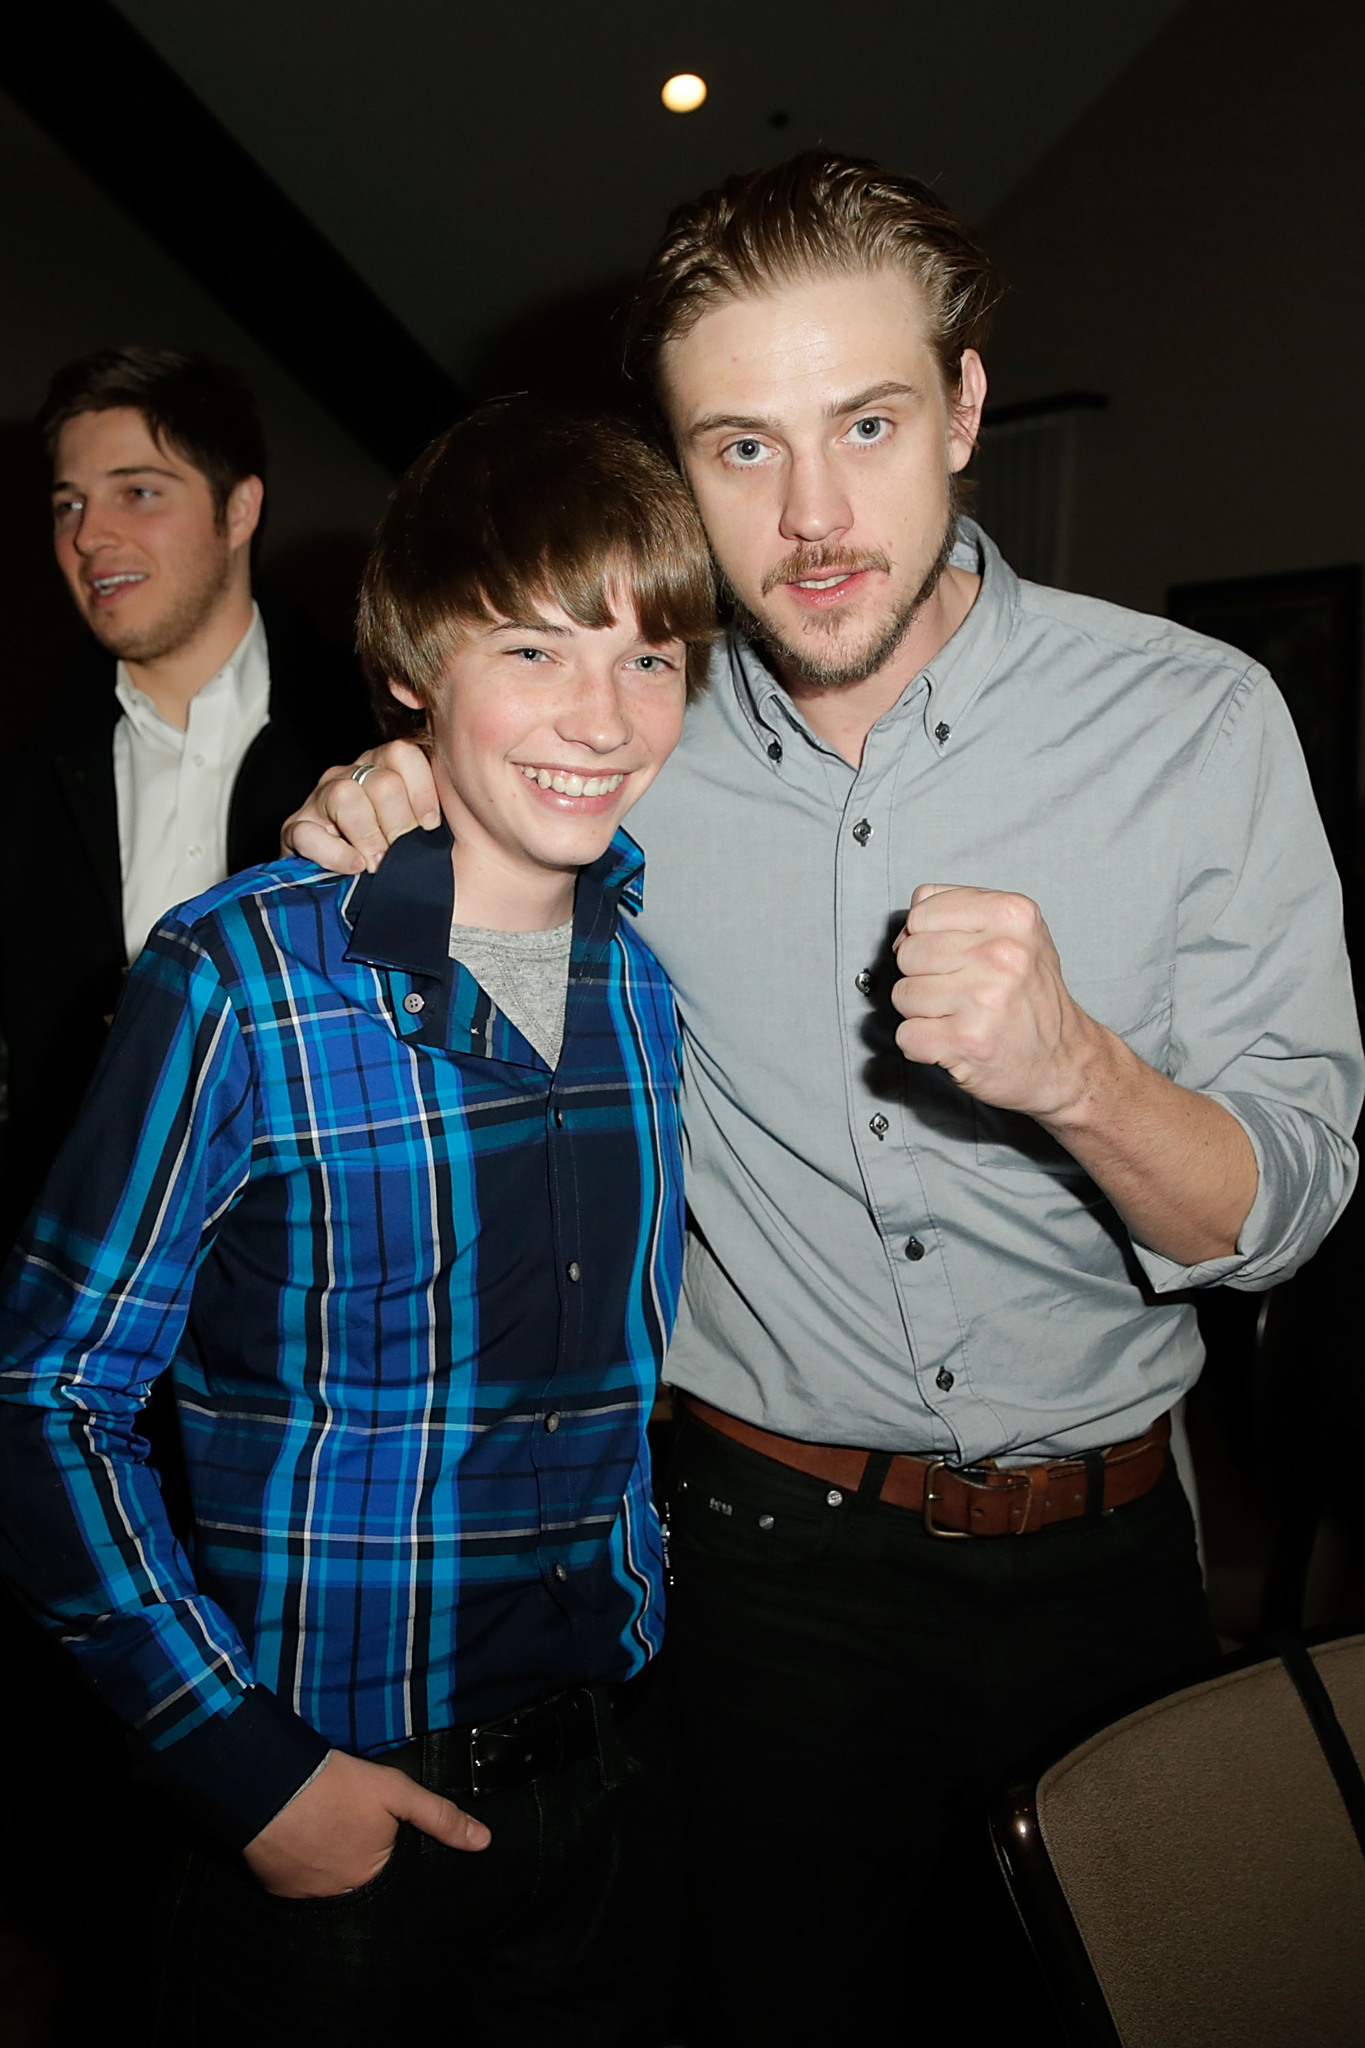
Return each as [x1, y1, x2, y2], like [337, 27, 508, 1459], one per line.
[448, 917, 573, 1068]
[623, 520, 1361, 1460]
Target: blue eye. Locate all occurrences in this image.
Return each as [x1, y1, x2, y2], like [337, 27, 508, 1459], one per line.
[849, 416, 888, 442]
[727, 438, 766, 465]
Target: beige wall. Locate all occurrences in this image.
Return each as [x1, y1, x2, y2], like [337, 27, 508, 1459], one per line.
[980, 0, 1364, 623]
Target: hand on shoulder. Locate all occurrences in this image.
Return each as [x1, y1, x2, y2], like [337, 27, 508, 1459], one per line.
[281, 741, 441, 875]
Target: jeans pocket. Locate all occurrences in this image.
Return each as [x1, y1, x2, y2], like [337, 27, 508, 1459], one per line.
[669, 1427, 837, 1568]
[261, 1824, 406, 1911]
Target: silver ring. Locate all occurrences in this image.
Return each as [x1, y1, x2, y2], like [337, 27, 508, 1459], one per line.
[350, 762, 379, 787]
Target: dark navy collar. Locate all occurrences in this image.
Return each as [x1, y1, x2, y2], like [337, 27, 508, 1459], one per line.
[343, 817, 646, 977]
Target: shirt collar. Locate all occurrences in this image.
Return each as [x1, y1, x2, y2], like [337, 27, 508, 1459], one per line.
[342, 817, 646, 978]
[114, 601, 270, 736]
[725, 518, 1021, 759]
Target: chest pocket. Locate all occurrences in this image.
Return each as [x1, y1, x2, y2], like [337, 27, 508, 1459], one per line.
[972, 970, 1172, 1175]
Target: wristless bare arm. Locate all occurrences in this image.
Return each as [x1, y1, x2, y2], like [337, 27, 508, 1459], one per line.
[243, 1747, 490, 1898]
[891, 884, 1257, 1266]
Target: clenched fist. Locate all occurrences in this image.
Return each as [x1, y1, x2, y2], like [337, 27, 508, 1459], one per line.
[891, 883, 1099, 1125]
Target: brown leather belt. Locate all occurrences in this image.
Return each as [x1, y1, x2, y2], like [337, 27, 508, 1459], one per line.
[678, 1393, 1170, 1538]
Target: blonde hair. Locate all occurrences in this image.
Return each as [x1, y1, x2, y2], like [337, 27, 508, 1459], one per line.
[625, 150, 1002, 406]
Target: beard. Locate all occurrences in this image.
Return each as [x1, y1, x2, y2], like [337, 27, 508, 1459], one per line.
[726, 513, 958, 691]
[87, 539, 234, 665]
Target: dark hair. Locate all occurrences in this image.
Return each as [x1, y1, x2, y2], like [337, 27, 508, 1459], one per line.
[38, 345, 267, 519]
[625, 149, 1002, 409]
[357, 395, 718, 740]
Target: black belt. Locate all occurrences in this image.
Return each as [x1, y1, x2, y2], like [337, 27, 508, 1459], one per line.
[381, 1684, 612, 1798]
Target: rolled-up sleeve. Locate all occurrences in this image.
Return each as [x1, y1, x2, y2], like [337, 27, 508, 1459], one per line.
[1133, 666, 1361, 1295]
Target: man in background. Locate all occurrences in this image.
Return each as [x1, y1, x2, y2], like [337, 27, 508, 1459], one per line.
[0, 345, 373, 2044]
[0, 345, 373, 1240]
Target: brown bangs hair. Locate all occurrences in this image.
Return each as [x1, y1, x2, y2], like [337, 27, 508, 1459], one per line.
[358, 395, 717, 740]
[625, 150, 1003, 414]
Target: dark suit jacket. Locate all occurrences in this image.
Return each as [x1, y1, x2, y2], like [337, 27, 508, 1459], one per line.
[0, 591, 376, 1237]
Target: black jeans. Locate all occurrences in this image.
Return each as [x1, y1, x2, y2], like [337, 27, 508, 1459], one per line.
[666, 1409, 1219, 2047]
[151, 1674, 678, 2048]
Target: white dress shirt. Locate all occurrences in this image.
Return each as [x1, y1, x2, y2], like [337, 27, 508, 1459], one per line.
[113, 605, 272, 961]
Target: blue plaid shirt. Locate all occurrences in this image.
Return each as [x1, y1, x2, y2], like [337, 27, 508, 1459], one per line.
[0, 822, 682, 1847]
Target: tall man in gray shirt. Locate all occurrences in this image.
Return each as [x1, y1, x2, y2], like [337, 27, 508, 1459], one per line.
[288, 153, 1361, 2042]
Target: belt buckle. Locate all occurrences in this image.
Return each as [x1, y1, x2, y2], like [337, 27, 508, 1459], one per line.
[922, 1458, 972, 1539]
[468, 1699, 561, 1796]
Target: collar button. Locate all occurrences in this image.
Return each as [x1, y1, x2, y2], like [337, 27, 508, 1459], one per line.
[766, 738, 783, 763]
[402, 991, 425, 1014]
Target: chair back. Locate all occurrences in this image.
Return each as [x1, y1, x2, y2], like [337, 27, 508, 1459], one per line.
[994, 1636, 1365, 2048]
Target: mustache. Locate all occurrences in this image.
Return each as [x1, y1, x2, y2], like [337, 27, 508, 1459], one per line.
[760, 547, 891, 597]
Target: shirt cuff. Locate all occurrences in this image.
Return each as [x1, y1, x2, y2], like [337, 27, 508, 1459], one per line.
[132, 1684, 333, 1850]
[1129, 1096, 1277, 1295]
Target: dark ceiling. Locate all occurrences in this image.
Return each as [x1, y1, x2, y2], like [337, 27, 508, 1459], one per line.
[113, 0, 1187, 391]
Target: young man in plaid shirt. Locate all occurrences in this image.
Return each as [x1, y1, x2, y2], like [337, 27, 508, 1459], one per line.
[0, 396, 715, 2046]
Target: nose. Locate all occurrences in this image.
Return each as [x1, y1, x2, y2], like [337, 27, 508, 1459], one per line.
[778, 448, 852, 547]
[557, 662, 632, 755]
[69, 501, 121, 558]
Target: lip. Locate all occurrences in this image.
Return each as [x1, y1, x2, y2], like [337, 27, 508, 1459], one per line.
[83, 571, 149, 609]
[514, 763, 633, 815]
[780, 569, 873, 612]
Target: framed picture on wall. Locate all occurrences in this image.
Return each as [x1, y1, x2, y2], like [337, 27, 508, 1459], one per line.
[1167, 564, 1362, 862]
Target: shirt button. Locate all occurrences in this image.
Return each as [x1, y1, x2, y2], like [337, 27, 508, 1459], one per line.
[553, 1107, 564, 1128]
[186, 843, 204, 859]
[854, 970, 873, 997]
[767, 738, 783, 763]
[869, 1114, 889, 1138]
[936, 1367, 955, 1392]
[934, 721, 952, 745]
[565, 1260, 581, 1283]
[552, 1563, 568, 1583]
[544, 1412, 561, 1434]
[191, 752, 206, 768]
[826, 1489, 844, 1508]
[904, 1237, 926, 1261]
[402, 992, 425, 1014]
[851, 818, 872, 846]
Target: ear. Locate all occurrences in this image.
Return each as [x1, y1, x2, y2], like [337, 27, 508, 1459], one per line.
[387, 678, 425, 713]
[225, 473, 265, 553]
[947, 349, 988, 475]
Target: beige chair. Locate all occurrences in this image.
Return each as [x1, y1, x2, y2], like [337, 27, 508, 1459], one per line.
[991, 1635, 1365, 2048]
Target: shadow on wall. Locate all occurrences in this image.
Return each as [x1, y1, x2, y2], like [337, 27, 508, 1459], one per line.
[258, 529, 373, 661]
[463, 277, 646, 419]
[0, 422, 87, 753]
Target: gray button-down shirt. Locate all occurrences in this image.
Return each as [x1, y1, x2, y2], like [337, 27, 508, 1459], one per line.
[628, 524, 1361, 1460]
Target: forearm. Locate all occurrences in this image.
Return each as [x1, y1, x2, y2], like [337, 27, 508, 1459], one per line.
[1038, 1015, 1258, 1265]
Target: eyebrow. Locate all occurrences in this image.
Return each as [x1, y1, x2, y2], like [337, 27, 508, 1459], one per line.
[51, 463, 183, 494]
[685, 379, 920, 443]
[482, 615, 573, 638]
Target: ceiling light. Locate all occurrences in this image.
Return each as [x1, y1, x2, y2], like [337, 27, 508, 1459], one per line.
[661, 74, 707, 114]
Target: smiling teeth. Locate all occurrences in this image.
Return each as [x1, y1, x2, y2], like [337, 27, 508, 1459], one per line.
[795, 574, 850, 589]
[92, 573, 147, 594]
[519, 767, 624, 797]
